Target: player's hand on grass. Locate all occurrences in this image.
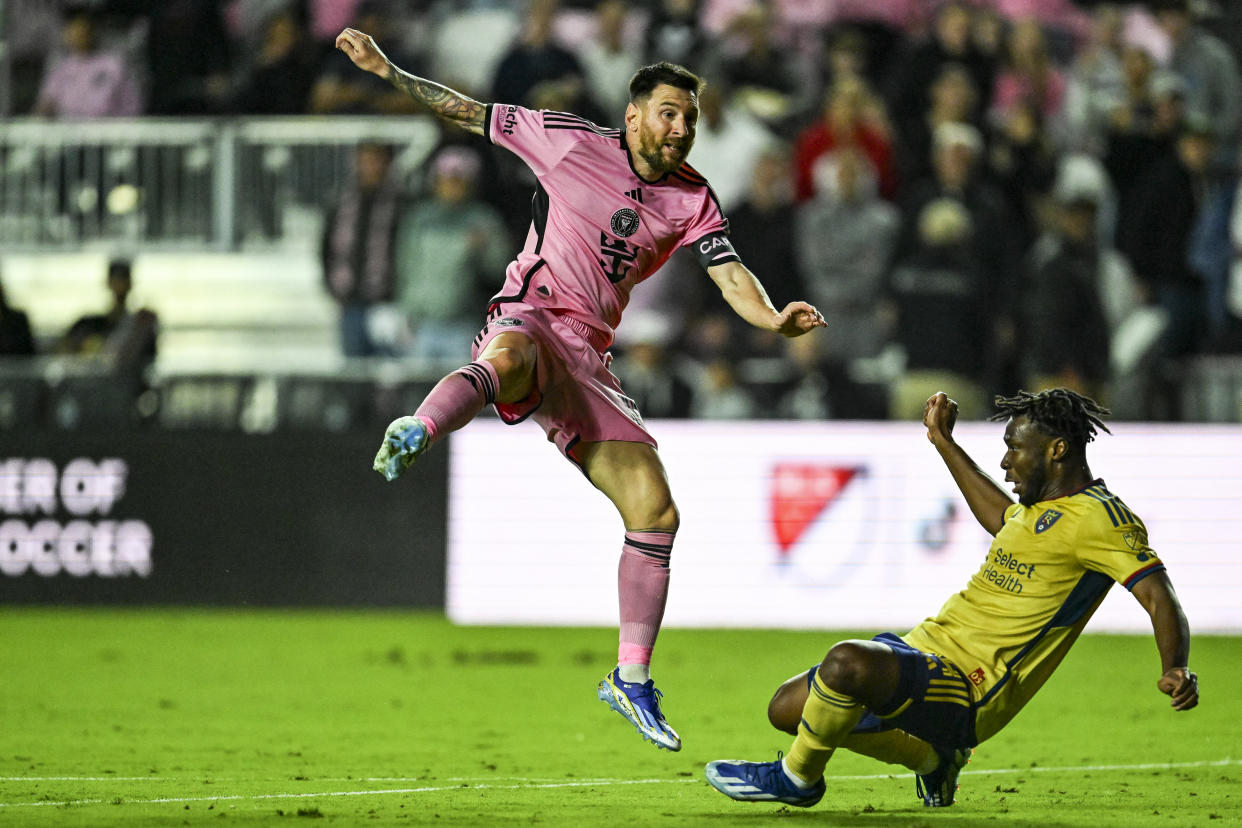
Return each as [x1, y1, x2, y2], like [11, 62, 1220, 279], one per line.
[336, 28, 390, 76]
[923, 392, 959, 444]
[1157, 667, 1199, 711]
[774, 302, 826, 337]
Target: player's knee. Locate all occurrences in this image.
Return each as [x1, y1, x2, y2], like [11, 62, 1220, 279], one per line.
[482, 344, 536, 401]
[629, 480, 678, 531]
[652, 498, 679, 532]
[818, 641, 872, 697]
[486, 347, 531, 382]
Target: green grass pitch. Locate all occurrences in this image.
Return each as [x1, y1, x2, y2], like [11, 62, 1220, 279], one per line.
[2, 609, 1238, 826]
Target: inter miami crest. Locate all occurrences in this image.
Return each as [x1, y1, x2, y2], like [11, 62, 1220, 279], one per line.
[610, 207, 640, 238]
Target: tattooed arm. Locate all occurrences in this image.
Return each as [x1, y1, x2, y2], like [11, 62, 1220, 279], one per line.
[335, 28, 486, 135]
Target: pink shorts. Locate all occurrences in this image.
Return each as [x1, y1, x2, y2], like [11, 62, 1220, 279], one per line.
[471, 304, 656, 465]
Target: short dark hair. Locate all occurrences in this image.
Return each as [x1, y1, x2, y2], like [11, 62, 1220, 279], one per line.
[990, 388, 1111, 451]
[628, 62, 705, 103]
[107, 259, 132, 281]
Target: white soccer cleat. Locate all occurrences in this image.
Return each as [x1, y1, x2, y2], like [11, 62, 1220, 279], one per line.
[373, 416, 429, 481]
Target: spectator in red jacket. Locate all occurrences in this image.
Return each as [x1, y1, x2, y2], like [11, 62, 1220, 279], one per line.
[793, 76, 897, 202]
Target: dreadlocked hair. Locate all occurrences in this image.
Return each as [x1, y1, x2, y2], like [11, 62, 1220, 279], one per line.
[989, 388, 1112, 449]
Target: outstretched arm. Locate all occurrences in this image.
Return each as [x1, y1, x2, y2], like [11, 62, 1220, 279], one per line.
[1131, 571, 1198, 711]
[335, 28, 486, 135]
[922, 392, 1012, 536]
[706, 261, 825, 337]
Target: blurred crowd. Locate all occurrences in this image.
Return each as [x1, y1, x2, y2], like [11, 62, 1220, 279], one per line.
[3, 0, 1242, 422]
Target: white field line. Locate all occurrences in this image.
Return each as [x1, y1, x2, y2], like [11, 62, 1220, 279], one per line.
[0, 778, 163, 782]
[0, 779, 698, 809]
[0, 758, 1236, 809]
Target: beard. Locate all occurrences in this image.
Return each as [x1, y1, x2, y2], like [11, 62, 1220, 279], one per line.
[637, 128, 692, 174]
[1016, 463, 1048, 506]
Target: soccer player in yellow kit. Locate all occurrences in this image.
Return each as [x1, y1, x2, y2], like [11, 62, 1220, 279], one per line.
[706, 388, 1199, 808]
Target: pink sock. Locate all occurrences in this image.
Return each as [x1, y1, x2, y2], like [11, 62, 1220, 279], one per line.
[618, 530, 674, 667]
[414, 360, 499, 445]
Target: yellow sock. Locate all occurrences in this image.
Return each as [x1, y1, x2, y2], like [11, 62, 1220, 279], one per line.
[784, 672, 865, 783]
[843, 730, 939, 774]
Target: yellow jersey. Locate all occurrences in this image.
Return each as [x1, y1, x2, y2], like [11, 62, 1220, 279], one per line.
[902, 480, 1164, 743]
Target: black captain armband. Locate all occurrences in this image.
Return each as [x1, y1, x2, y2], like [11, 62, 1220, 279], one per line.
[692, 231, 741, 269]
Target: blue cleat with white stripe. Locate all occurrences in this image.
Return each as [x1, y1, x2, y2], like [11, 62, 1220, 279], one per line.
[704, 754, 825, 807]
[373, 416, 430, 482]
[597, 668, 681, 751]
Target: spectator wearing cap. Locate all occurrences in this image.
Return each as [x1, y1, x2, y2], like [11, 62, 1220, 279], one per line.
[393, 147, 512, 365]
[884, 197, 991, 420]
[894, 122, 1018, 289]
[1018, 155, 1119, 402]
[890, 121, 1022, 398]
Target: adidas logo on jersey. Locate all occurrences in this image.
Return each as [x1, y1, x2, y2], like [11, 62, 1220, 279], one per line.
[624, 188, 643, 203]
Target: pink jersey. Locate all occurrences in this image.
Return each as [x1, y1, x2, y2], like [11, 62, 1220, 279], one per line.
[485, 104, 740, 347]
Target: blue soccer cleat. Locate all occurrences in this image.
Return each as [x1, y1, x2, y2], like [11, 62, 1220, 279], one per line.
[916, 745, 972, 807]
[704, 754, 826, 807]
[373, 416, 429, 482]
[597, 668, 681, 751]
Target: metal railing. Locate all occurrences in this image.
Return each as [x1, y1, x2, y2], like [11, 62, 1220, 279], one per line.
[0, 116, 440, 250]
[4, 353, 1242, 431]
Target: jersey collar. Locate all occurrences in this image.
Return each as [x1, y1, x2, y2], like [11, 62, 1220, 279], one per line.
[1068, 478, 1106, 497]
[620, 131, 670, 184]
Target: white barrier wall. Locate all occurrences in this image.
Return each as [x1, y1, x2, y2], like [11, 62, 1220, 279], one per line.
[448, 420, 1242, 633]
[1, 251, 338, 373]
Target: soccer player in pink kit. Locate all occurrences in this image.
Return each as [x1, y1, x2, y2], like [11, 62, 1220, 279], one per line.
[337, 27, 826, 752]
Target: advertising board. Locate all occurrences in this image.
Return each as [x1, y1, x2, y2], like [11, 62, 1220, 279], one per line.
[448, 420, 1242, 632]
[1, 432, 447, 606]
